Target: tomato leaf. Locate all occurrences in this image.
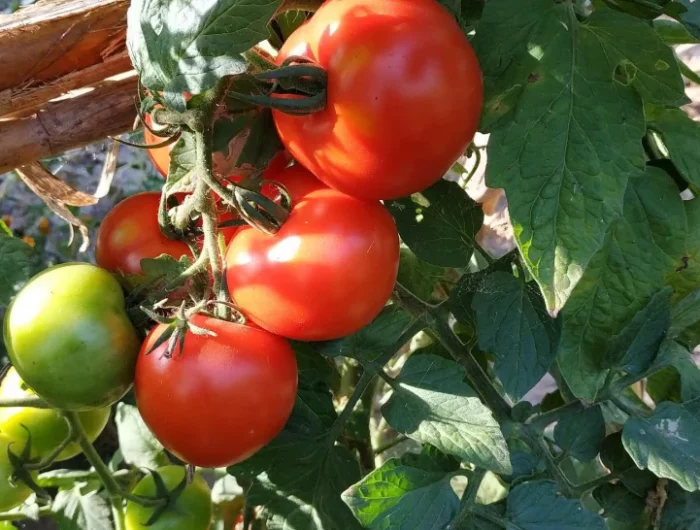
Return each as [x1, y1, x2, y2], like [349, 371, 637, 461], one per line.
[382, 354, 511, 474]
[341, 448, 460, 530]
[660, 482, 700, 529]
[313, 306, 414, 365]
[167, 132, 196, 188]
[558, 170, 687, 399]
[228, 368, 362, 529]
[553, 405, 606, 462]
[471, 271, 560, 401]
[670, 288, 700, 338]
[668, 199, 700, 301]
[235, 109, 284, 170]
[387, 180, 483, 268]
[654, 19, 700, 45]
[126, 0, 282, 97]
[665, 0, 700, 40]
[505, 480, 606, 529]
[623, 396, 700, 492]
[114, 403, 168, 470]
[0, 233, 36, 308]
[592, 483, 647, 523]
[397, 248, 451, 302]
[646, 340, 700, 402]
[473, 1, 685, 314]
[648, 106, 700, 190]
[51, 485, 112, 530]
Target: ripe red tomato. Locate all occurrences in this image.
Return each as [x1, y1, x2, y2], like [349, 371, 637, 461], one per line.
[96, 192, 191, 275]
[225, 166, 399, 341]
[272, 0, 483, 200]
[134, 315, 298, 467]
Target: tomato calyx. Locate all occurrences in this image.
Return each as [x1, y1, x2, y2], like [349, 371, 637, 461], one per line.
[139, 468, 189, 526]
[142, 308, 222, 360]
[5, 435, 51, 504]
[227, 56, 328, 116]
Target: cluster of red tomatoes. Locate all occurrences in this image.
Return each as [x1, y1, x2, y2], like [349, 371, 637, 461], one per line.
[1, 0, 481, 526]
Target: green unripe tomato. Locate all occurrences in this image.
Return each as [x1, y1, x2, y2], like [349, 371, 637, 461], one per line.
[0, 368, 111, 461]
[0, 433, 36, 511]
[4, 263, 140, 410]
[125, 466, 212, 530]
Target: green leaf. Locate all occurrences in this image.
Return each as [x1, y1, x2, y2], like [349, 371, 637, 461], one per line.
[472, 271, 560, 401]
[654, 19, 700, 45]
[386, 180, 483, 268]
[313, 306, 415, 365]
[397, 248, 450, 302]
[228, 369, 361, 529]
[670, 288, 700, 338]
[473, 1, 685, 314]
[114, 403, 168, 470]
[141, 254, 191, 283]
[167, 132, 196, 186]
[51, 486, 112, 530]
[623, 397, 700, 491]
[235, 109, 283, 170]
[592, 483, 646, 523]
[558, 170, 687, 399]
[382, 354, 511, 474]
[660, 482, 700, 530]
[649, 106, 700, 190]
[605, 287, 672, 375]
[665, 0, 700, 40]
[506, 480, 606, 529]
[648, 367, 683, 404]
[126, 0, 282, 95]
[341, 449, 460, 530]
[554, 405, 606, 462]
[668, 199, 700, 301]
[648, 340, 700, 402]
[212, 114, 248, 155]
[0, 233, 35, 307]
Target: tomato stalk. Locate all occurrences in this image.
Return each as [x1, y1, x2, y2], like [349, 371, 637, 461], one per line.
[453, 468, 487, 526]
[64, 411, 167, 527]
[0, 506, 52, 521]
[21, 415, 77, 471]
[392, 283, 514, 422]
[0, 396, 51, 409]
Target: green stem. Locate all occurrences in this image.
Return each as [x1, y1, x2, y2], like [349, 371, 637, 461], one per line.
[24, 414, 77, 470]
[0, 506, 52, 521]
[572, 471, 619, 496]
[519, 425, 576, 496]
[374, 435, 408, 456]
[0, 396, 51, 408]
[528, 401, 584, 430]
[329, 370, 375, 442]
[611, 396, 639, 418]
[276, 0, 323, 14]
[66, 413, 165, 510]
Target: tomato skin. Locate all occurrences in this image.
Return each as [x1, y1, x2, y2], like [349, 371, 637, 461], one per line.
[0, 434, 37, 511]
[4, 263, 140, 410]
[134, 315, 298, 467]
[272, 0, 483, 200]
[96, 192, 191, 275]
[0, 368, 110, 461]
[225, 166, 400, 341]
[125, 466, 212, 530]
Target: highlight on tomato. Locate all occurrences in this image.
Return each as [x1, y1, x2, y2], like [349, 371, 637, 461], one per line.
[134, 315, 298, 468]
[272, 0, 483, 200]
[96, 192, 191, 275]
[4, 263, 140, 410]
[225, 164, 400, 341]
[0, 368, 110, 462]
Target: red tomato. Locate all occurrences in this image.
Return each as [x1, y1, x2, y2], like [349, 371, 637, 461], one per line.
[225, 166, 399, 341]
[96, 192, 191, 275]
[272, 0, 483, 200]
[134, 315, 297, 467]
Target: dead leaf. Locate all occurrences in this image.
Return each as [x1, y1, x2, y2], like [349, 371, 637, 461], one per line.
[94, 138, 120, 198]
[16, 162, 97, 206]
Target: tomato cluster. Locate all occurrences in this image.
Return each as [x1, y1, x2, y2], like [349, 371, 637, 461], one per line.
[0, 0, 481, 524]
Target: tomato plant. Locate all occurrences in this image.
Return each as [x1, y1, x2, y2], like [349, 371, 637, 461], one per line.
[4, 263, 140, 410]
[125, 466, 212, 530]
[226, 165, 400, 341]
[96, 192, 191, 275]
[0, 368, 110, 461]
[3, 0, 700, 528]
[272, 0, 483, 200]
[134, 315, 298, 467]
